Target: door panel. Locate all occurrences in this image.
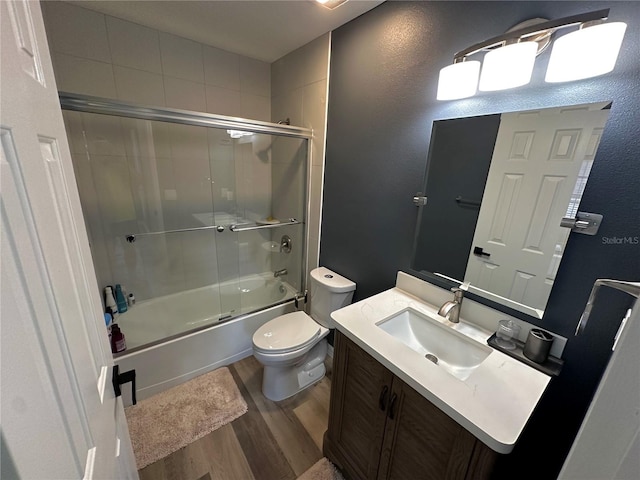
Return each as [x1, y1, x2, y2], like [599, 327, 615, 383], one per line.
[1, 1, 137, 477]
[328, 332, 393, 479]
[378, 380, 477, 480]
[466, 106, 610, 310]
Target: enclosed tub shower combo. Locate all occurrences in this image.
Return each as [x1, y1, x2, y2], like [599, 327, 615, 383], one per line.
[60, 93, 312, 402]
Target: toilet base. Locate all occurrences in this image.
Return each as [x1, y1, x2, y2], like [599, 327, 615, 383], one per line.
[260, 339, 328, 401]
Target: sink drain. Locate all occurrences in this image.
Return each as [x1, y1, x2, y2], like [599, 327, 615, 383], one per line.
[425, 353, 439, 365]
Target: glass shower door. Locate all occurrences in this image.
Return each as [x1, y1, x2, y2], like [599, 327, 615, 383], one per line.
[64, 111, 227, 347]
[62, 93, 311, 350]
[210, 128, 309, 316]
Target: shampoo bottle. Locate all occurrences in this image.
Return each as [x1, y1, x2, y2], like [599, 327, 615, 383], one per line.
[115, 284, 128, 313]
[104, 312, 112, 345]
[110, 324, 126, 353]
[104, 286, 119, 319]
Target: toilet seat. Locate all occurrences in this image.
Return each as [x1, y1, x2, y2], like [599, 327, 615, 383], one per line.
[253, 311, 320, 354]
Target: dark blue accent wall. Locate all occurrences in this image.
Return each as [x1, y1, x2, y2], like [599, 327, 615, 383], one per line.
[321, 1, 640, 477]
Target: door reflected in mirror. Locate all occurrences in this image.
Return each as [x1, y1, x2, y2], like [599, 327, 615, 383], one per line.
[412, 102, 611, 318]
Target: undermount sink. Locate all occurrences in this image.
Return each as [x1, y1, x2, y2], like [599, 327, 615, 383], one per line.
[376, 308, 492, 381]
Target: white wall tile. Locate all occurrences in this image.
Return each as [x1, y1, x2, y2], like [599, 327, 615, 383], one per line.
[113, 66, 165, 106]
[164, 77, 207, 111]
[82, 113, 126, 156]
[235, 142, 272, 222]
[236, 230, 272, 279]
[303, 33, 330, 86]
[307, 234, 320, 275]
[167, 124, 209, 160]
[62, 111, 88, 155]
[271, 89, 303, 126]
[172, 154, 215, 229]
[42, 2, 111, 63]
[208, 129, 237, 215]
[205, 85, 241, 117]
[121, 119, 172, 159]
[168, 125, 213, 229]
[309, 164, 324, 242]
[181, 230, 219, 290]
[159, 32, 204, 83]
[271, 156, 305, 220]
[54, 54, 116, 98]
[215, 233, 240, 284]
[135, 235, 186, 299]
[240, 93, 271, 122]
[239, 57, 271, 97]
[107, 17, 162, 74]
[271, 48, 305, 98]
[90, 154, 137, 235]
[271, 35, 330, 289]
[303, 80, 328, 166]
[203, 46, 240, 90]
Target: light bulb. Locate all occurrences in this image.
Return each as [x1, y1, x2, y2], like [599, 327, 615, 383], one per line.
[545, 22, 627, 83]
[479, 42, 538, 91]
[436, 61, 481, 101]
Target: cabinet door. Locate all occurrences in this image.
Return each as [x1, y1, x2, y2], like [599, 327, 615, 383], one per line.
[326, 332, 394, 479]
[377, 379, 478, 480]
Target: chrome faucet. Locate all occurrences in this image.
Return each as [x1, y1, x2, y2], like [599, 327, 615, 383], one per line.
[437, 287, 464, 323]
[274, 268, 288, 278]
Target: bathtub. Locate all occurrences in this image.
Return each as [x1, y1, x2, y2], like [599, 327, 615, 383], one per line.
[114, 273, 296, 405]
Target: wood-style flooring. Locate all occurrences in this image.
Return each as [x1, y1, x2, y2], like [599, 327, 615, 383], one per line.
[138, 355, 332, 480]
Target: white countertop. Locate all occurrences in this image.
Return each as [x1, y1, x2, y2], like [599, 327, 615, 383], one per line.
[331, 286, 552, 454]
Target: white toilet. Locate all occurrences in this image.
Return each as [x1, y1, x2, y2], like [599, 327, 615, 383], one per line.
[252, 267, 356, 401]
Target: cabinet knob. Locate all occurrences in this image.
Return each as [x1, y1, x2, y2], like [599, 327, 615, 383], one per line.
[378, 385, 389, 411]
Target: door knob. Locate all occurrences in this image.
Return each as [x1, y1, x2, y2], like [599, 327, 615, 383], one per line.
[112, 365, 136, 405]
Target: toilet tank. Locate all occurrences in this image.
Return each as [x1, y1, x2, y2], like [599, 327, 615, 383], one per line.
[309, 267, 356, 328]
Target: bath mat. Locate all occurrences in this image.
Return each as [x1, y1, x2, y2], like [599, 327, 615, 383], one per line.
[298, 458, 345, 480]
[125, 367, 247, 469]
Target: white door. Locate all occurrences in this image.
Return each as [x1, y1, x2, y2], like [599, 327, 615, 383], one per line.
[559, 296, 640, 479]
[1, 1, 138, 478]
[464, 105, 609, 310]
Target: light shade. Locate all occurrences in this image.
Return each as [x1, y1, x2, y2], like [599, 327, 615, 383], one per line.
[479, 42, 538, 91]
[315, 0, 349, 10]
[545, 22, 627, 83]
[436, 61, 481, 101]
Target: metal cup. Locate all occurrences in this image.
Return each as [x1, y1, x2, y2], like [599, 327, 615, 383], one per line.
[523, 329, 554, 363]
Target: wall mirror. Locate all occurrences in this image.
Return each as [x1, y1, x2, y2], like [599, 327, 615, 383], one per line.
[411, 102, 611, 319]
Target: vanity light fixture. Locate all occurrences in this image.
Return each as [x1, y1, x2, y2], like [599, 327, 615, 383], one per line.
[437, 9, 626, 101]
[315, 0, 349, 10]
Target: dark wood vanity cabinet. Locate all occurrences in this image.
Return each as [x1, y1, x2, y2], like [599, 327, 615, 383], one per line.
[324, 331, 498, 480]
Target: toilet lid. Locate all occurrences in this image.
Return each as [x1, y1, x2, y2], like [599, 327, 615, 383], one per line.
[253, 311, 320, 354]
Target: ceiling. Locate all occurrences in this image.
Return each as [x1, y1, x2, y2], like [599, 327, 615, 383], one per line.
[69, 0, 384, 63]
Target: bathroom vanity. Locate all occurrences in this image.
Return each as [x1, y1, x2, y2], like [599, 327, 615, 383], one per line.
[324, 331, 497, 479]
[323, 273, 554, 480]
